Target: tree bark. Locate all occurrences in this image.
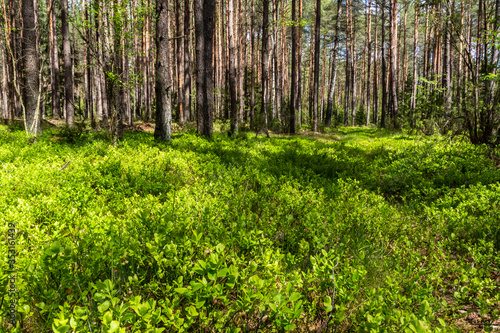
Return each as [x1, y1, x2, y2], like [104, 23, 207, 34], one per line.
[61, 0, 74, 126]
[380, 0, 388, 127]
[366, 0, 372, 125]
[297, 0, 303, 127]
[261, 0, 270, 136]
[22, 0, 41, 135]
[250, 0, 255, 128]
[389, 0, 398, 127]
[325, 0, 341, 127]
[373, 1, 379, 125]
[290, 0, 297, 133]
[175, 0, 184, 123]
[312, 0, 320, 131]
[410, 3, 419, 126]
[183, 0, 191, 122]
[228, 0, 238, 134]
[48, 0, 60, 119]
[154, 0, 172, 141]
[195, 0, 214, 137]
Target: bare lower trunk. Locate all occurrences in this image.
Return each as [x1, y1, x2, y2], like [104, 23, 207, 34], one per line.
[389, 0, 399, 127]
[325, 0, 341, 127]
[366, 0, 372, 125]
[290, 0, 297, 133]
[312, 0, 321, 131]
[154, 0, 172, 141]
[381, 0, 388, 127]
[228, 0, 238, 135]
[61, 0, 74, 126]
[195, 0, 214, 137]
[22, 0, 41, 135]
[410, 5, 419, 126]
[261, 0, 270, 136]
[183, 0, 191, 122]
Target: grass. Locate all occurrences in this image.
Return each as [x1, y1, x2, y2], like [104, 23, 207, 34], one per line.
[1, 123, 500, 332]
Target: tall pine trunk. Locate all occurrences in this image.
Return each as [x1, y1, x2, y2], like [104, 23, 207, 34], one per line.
[366, 0, 372, 125]
[290, 0, 297, 133]
[380, 0, 388, 127]
[183, 0, 191, 122]
[22, 0, 41, 135]
[61, 0, 74, 126]
[410, 4, 419, 127]
[228, 0, 238, 134]
[154, 0, 172, 141]
[195, 0, 214, 137]
[389, 0, 398, 127]
[261, 0, 270, 136]
[325, 0, 341, 127]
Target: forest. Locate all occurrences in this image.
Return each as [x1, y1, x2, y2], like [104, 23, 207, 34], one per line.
[1, 0, 500, 331]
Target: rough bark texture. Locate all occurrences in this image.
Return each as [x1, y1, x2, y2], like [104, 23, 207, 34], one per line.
[228, 0, 238, 135]
[389, 0, 398, 127]
[250, 0, 255, 128]
[22, 0, 41, 135]
[381, 0, 388, 127]
[195, 0, 214, 137]
[261, 0, 270, 136]
[410, 4, 419, 126]
[325, 0, 341, 127]
[61, 0, 74, 126]
[290, 0, 296, 133]
[183, 0, 191, 122]
[154, 0, 172, 142]
[312, 0, 320, 132]
[48, 0, 60, 119]
[366, 0, 372, 125]
[297, 0, 303, 127]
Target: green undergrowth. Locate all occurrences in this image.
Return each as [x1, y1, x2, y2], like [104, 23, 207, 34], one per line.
[1, 125, 500, 332]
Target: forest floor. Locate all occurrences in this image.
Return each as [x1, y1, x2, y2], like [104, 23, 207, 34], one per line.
[1, 121, 500, 332]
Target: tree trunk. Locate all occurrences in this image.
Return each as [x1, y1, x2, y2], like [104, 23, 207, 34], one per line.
[366, 0, 372, 125]
[297, 0, 303, 127]
[312, 0, 320, 131]
[250, 0, 255, 128]
[48, 0, 60, 119]
[1, 46, 7, 119]
[410, 3, 419, 126]
[154, 0, 172, 141]
[195, 0, 214, 137]
[350, 5, 357, 127]
[175, 0, 184, 123]
[261, 0, 270, 136]
[325, 0, 341, 127]
[290, 0, 297, 133]
[228, 0, 238, 134]
[183, 0, 191, 122]
[443, 0, 452, 114]
[373, 1, 379, 125]
[22, 0, 41, 135]
[238, 0, 246, 125]
[380, 0, 388, 127]
[389, 0, 398, 127]
[85, 0, 93, 124]
[61, 0, 74, 126]
[110, 0, 124, 145]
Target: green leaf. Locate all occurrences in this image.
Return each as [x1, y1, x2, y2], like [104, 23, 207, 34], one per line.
[217, 268, 228, 278]
[98, 301, 110, 313]
[109, 320, 120, 333]
[103, 311, 113, 325]
[175, 287, 190, 295]
[289, 292, 301, 302]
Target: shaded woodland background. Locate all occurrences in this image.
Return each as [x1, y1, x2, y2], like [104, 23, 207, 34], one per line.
[1, 0, 499, 144]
